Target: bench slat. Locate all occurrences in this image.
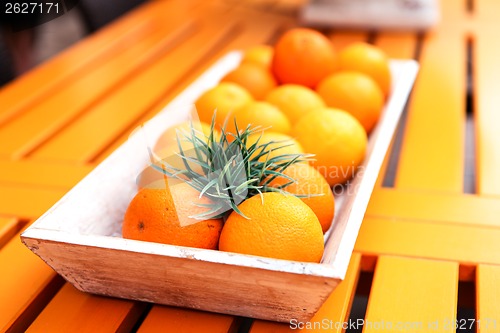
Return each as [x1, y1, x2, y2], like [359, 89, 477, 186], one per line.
[29, 12, 243, 162]
[395, 28, 465, 192]
[0, 229, 63, 333]
[477, 264, 500, 333]
[138, 306, 237, 333]
[0, 185, 65, 219]
[0, 160, 92, 189]
[364, 256, 458, 333]
[0, 0, 177, 125]
[475, 28, 500, 196]
[356, 217, 500, 265]
[0, 13, 203, 159]
[27, 284, 145, 333]
[476, 0, 500, 22]
[367, 188, 500, 227]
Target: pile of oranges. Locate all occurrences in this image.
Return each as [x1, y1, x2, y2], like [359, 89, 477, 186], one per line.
[122, 28, 391, 263]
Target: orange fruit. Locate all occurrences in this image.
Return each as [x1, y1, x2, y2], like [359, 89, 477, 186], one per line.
[316, 72, 384, 133]
[246, 132, 304, 161]
[225, 101, 291, 135]
[265, 84, 325, 124]
[268, 163, 334, 233]
[336, 42, 391, 96]
[272, 28, 336, 88]
[123, 181, 223, 249]
[221, 63, 277, 100]
[195, 82, 253, 129]
[241, 45, 274, 68]
[293, 108, 367, 186]
[219, 192, 324, 262]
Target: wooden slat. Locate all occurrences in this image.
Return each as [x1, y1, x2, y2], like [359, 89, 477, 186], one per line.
[0, 217, 20, 249]
[0, 0, 180, 125]
[0, 230, 64, 333]
[0, 12, 204, 159]
[364, 256, 458, 333]
[476, 0, 500, 23]
[138, 306, 237, 333]
[27, 20, 199, 161]
[395, 27, 465, 192]
[27, 284, 146, 333]
[366, 188, 500, 227]
[0, 185, 65, 219]
[356, 217, 500, 265]
[0, 160, 92, 189]
[28, 8, 242, 162]
[477, 264, 500, 333]
[250, 253, 361, 333]
[475, 28, 500, 196]
[93, 8, 288, 163]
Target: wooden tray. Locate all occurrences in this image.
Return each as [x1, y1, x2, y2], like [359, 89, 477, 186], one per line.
[21, 52, 418, 322]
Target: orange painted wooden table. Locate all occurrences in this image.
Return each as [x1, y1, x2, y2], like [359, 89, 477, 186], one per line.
[1, 0, 500, 332]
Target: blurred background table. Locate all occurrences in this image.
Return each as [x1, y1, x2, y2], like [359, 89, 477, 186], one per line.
[1, 0, 500, 332]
